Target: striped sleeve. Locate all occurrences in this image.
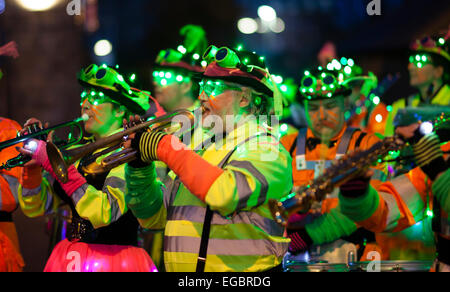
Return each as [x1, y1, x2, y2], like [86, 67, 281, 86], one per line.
[125, 163, 166, 230]
[205, 135, 293, 217]
[70, 164, 129, 228]
[340, 167, 429, 233]
[18, 172, 58, 218]
[0, 174, 20, 212]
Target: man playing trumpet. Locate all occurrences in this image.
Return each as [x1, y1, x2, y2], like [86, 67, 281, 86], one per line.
[123, 46, 293, 272]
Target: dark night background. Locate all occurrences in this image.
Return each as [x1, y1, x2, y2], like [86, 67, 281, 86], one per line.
[0, 0, 449, 271]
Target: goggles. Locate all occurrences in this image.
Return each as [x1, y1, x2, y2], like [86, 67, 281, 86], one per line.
[409, 53, 433, 68]
[152, 70, 190, 87]
[80, 64, 132, 94]
[203, 45, 268, 73]
[199, 79, 242, 99]
[80, 90, 119, 107]
[299, 71, 339, 99]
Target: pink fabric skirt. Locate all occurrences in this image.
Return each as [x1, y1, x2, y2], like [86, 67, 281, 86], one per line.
[44, 239, 158, 272]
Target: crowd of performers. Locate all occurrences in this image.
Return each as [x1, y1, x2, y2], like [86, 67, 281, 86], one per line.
[0, 24, 449, 272]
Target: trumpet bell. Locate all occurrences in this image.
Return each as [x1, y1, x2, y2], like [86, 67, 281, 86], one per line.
[47, 142, 69, 184]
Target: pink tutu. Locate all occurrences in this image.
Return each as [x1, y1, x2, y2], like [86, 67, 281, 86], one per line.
[44, 239, 158, 272]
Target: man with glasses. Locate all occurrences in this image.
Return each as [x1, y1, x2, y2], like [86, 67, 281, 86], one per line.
[382, 33, 450, 137]
[280, 68, 387, 265]
[123, 46, 293, 272]
[150, 25, 208, 116]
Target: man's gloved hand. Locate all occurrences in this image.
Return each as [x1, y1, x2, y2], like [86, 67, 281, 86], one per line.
[123, 115, 166, 167]
[396, 123, 446, 181]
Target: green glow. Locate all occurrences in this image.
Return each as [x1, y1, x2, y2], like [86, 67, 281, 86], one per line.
[347, 59, 354, 67]
[340, 57, 348, 66]
[417, 62, 423, 68]
[130, 74, 136, 82]
[344, 66, 352, 74]
[176, 75, 183, 82]
[356, 107, 362, 115]
[426, 209, 433, 218]
[280, 85, 288, 92]
[165, 72, 172, 79]
[386, 105, 393, 112]
[193, 53, 200, 60]
[200, 79, 242, 98]
[304, 71, 310, 76]
[438, 38, 445, 45]
[280, 123, 288, 133]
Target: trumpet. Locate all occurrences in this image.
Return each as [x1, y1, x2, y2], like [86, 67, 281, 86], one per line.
[269, 136, 405, 226]
[0, 115, 88, 170]
[47, 109, 196, 183]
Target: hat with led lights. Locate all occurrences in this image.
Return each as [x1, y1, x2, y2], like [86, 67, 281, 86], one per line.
[201, 45, 284, 116]
[326, 57, 378, 98]
[409, 30, 450, 68]
[298, 67, 352, 101]
[153, 25, 208, 80]
[77, 64, 150, 115]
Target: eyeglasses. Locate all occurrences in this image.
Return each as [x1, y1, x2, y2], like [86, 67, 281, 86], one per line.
[199, 80, 242, 99]
[299, 71, 339, 99]
[409, 53, 432, 68]
[80, 90, 118, 107]
[152, 70, 190, 87]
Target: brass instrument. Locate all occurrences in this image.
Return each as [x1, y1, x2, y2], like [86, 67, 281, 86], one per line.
[269, 136, 405, 226]
[47, 109, 196, 183]
[0, 115, 88, 170]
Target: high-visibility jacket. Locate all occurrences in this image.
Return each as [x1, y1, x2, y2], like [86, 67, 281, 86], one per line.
[0, 118, 25, 272]
[280, 125, 386, 261]
[381, 84, 450, 137]
[126, 119, 293, 272]
[339, 143, 450, 268]
[18, 129, 131, 230]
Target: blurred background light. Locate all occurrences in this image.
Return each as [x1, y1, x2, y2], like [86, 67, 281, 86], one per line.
[94, 39, 113, 57]
[257, 5, 277, 22]
[269, 18, 285, 33]
[237, 17, 258, 34]
[15, 0, 61, 11]
[0, 0, 5, 14]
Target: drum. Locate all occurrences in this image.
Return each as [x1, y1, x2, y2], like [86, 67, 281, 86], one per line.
[348, 260, 433, 272]
[284, 260, 349, 272]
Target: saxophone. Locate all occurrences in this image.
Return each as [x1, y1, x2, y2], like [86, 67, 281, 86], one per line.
[269, 136, 405, 226]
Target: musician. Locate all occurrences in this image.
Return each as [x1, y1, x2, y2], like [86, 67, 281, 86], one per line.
[280, 68, 387, 264]
[17, 65, 156, 272]
[379, 32, 450, 137]
[0, 117, 25, 272]
[123, 46, 293, 272]
[339, 122, 449, 271]
[150, 24, 208, 115]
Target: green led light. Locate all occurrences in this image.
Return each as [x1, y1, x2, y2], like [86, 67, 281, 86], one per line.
[426, 209, 434, 218]
[340, 57, 348, 66]
[356, 107, 362, 115]
[344, 66, 352, 75]
[373, 96, 380, 105]
[193, 53, 200, 60]
[236, 45, 243, 51]
[130, 74, 136, 82]
[165, 72, 172, 79]
[421, 55, 427, 62]
[415, 55, 421, 61]
[304, 71, 310, 76]
[159, 72, 164, 78]
[176, 75, 183, 82]
[417, 62, 423, 68]
[438, 38, 445, 45]
[153, 71, 159, 77]
[280, 123, 288, 133]
[81, 91, 87, 98]
[177, 45, 187, 54]
[347, 59, 354, 67]
[386, 105, 393, 112]
[201, 60, 208, 67]
[280, 85, 288, 92]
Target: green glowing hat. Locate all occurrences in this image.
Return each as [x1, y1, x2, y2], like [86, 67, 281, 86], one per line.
[77, 64, 150, 115]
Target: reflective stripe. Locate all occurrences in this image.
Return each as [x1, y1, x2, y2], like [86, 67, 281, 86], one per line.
[391, 175, 425, 222]
[169, 205, 284, 236]
[233, 170, 253, 210]
[227, 160, 268, 207]
[20, 186, 42, 198]
[379, 191, 402, 231]
[1, 175, 19, 203]
[164, 236, 288, 258]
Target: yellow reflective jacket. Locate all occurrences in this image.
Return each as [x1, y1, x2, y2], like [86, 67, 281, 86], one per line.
[126, 119, 293, 272]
